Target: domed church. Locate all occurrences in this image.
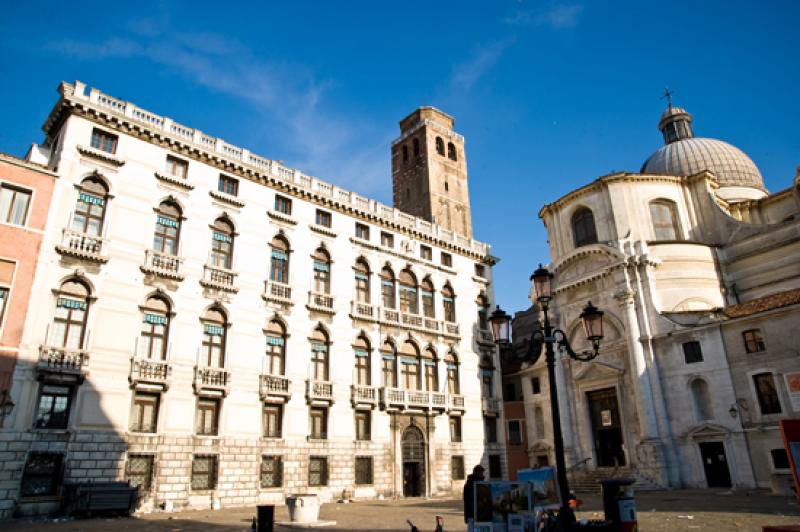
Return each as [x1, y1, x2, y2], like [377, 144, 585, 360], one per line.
[518, 99, 800, 493]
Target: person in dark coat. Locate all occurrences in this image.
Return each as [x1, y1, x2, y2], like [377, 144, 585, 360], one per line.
[463, 464, 485, 530]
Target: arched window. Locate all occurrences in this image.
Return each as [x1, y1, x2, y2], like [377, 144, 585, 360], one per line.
[477, 293, 489, 330]
[201, 307, 227, 368]
[153, 200, 182, 256]
[381, 266, 396, 309]
[50, 279, 91, 349]
[313, 248, 331, 294]
[72, 177, 108, 236]
[399, 268, 418, 314]
[354, 335, 371, 386]
[269, 235, 290, 284]
[435, 137, 445, 156]
[210, 217, 234, 269]
[571, 207, 598, 248]
[480, 354, 494, 398]
[265, 319, 286, 375]
[422, 347, 438, 392]
[649, 199, 682, 241]
[402, 145, 408, 162]
[381, 340, 397, 387]
[399, 340, 420, 390]
[139, 295, 170, 360]
[534, 406, 545, 438]
[354, 259, 370, 304]
[413, 138, 420, 157]
[445, 350, 460, 394]
[691, 378, 713, 421]
[442, 283, 456, 323]
[310, 327, 329, 381]
[421, 278, 435, 318]
[447, 142, 457, 161]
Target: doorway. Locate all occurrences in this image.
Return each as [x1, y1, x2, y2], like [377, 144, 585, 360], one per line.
[587, 387, 626, 467]
[699, 441, 732, 488]
[402, 425, 426, 497]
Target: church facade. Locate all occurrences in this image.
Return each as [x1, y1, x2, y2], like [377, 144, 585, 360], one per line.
[0, 81, 504, 517]
[517, 102, 799, 492]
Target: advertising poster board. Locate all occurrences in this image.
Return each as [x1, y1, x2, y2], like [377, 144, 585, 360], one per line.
[779, 419, 800, 500]
[474, 481, 531, 532]
[517, 467, 561, 511]
[784, 373, 800, 411]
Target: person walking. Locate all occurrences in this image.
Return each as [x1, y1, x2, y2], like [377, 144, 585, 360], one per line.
[463, 464, 485, 531]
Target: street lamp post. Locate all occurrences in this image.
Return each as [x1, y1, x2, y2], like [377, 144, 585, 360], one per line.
[489, 265, 604, 530]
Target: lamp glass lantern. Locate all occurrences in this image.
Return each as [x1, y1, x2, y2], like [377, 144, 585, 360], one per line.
[580, 301, 604, 341]
[531, 265, 554, 304]
[489, 306, 511, 345]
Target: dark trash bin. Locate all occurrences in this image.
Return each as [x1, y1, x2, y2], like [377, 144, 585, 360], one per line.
[257, 504, 274, 532]
[599, 478, 636, 532]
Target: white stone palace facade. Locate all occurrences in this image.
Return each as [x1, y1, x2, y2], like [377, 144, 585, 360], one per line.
[0, 81, 505, 517]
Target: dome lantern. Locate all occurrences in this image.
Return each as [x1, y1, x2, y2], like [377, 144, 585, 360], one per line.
[658, 105, 694, 144]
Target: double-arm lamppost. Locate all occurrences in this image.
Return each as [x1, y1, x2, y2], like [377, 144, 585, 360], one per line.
[489, 265, 605, 529]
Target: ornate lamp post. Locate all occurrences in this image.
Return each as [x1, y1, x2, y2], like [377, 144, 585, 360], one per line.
[489, 265, 604, 530]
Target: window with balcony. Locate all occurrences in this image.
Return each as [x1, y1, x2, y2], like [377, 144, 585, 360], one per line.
[35, 384, 72, 429]
[49, 279, 90, 350]
[265, 320, 286, 375]
[310, 327, 330, 381]
[572, 207, 598, 248]
[269, 234, 290, 284]
[201, 307, 227, 368]
[126, 454, 154, 492]
[380, 266, 396, 308]
[445, 351, 460, 395]
[355, 456, 373, 485]
[191, 455, 218, 490]
[71, 177, 108, 237]
[210, 217, 235, 269]
[477, 293, 489, 330]
[309, 456, 328, 486]
[274, 194, 292, 215]
[423, 347, 439, 391]
[153, 201, 182, 256]
[0, 183, 32, 226]
[381, 340, 397, 387]
[480, 355, 494, 398]
[400, 340, 421, 390]
[261, 455, 283, 488]
[315, 209, 332, 228]
[309, 407, 328, 439]
[451, 456, 465, 480]
[381, 231, 394, 248]
[217, 174, 239, 196]
[263, 404, 283, 438]
[195, 398, 220, 436]
[354, 259, 370, 304]
[354, 335, 371, 386]
[441, 252, 452, 267]
[420, 278, 435, 318]
[355, 222, 369, 240]
[649, 199, 682, 241]
[442, 284, 456, 323]
[743, 329, 766, 353]
[355, 410, 371, 441]
[20, 453, 63, 497]
[399, 268, 418, 314]
[91, 128, 118, 153]
[753, 372, 782, 415]
[130, 392, 159, 433]
[313, 247, 331, 295]
[682, 341, 703, 364]
[138, 295, 170, 360]
[484, 416, 497, 443]
[449, 416, 462, 442]
[165, 155, 188, 179]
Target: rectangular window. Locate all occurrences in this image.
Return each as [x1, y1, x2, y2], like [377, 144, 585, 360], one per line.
[308, 456, 328, 486]
[126, 454, 155, 492]
[130, 392, 160, 433]
[449, 416, 462, 443]
[381, 232, 394, 248]
[165, 155, 188, 179]
[315, 209, 332, 228]
[35, 384, 72, 429]
[420, 245, 432, 261]
[451, 456, 465, 480]
[771, 448, 790, 470]
[531, 377, 541, 395]
[0, 184, 32, 225]
[196, 398, 219, 435]
[218, 174, 239, 196]
[191, 455, 218, 490]
[488, 455, 502, 479]
[474, 264, 486, 278]
[355, 410, 371, 441]
[261, 455, 283, 488]
[484, 416, 497, 443]
[90, 128, 118, 154]
[20, 452, 63, 497]
[0, 286, 9, 327]
[507, 420, 522, 445]
[504, 381, 523, 401]
[355, 222, 370, 240]
[441, 252, 452, 267]
[310, 407, 328, 439]
[753, 372, 782, 415]
[355, 456, 373, 485]
[682, 341, 703, 364]
[743, 329, 765, 353]
[263, 404, 283, 438]
[274, 195, 292, 215]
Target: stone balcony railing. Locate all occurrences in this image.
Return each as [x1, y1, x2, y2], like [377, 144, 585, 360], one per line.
[263, 280, 292, 305]
[37, 346, 90, 379]
[307, 291, 334, 314]
[129, 357, 172, 389]
[350, 301, 376, 320]
[193, 366, 231, 396]
[200, 264, 238, 293]
[448, 393, 466, 412]
[350, 302, 459, 338]
[55, 229, 108, 263]
[482, 396, 502, 415]
[351, 384, 379, 407]
[260, 374, 291, 402]
[380, 387, 447, 413]
[141, 249, 184, 280]
[306, 379, 334, 404]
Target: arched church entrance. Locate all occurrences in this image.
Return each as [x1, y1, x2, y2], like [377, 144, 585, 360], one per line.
[401, 425, 426, 497]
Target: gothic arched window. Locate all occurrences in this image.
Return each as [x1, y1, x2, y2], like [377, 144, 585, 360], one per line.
[139, 295, 170, 360]
[310, 327, 329, 381]
[313, 248, 331, 294]
[399, 340, 420, 390]
[381, 340, 397, 388]
[354, 259, 370, 304]
[201, 307, 227, 368]
[435, 137, 445, 156]
[381, 266, 396, 309]
[422, 347, 438, 391]
[649, 199, 682, 241]
[153, 200, 182, 256]
[269, 235, 290, 284]
[50, 279, 91, 349]
[210, 217, 235, 269]
[399, 268, 418, 315]
[72, 177, 108, 236]
[442, 283, 456, 323]
[477, 293, 489, 330]
[445, 350, 460, 394]
[354, 335, 371, 386]
[265, 319, 286, 375]
[571, 207, 598, 248]
[421, 277, 435, 318]
[447, 142, 457, 161]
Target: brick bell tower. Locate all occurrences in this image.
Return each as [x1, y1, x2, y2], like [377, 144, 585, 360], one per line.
[391, 107, 473, 239]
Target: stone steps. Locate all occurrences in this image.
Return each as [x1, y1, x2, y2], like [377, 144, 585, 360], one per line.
[569, 468, 662, 494]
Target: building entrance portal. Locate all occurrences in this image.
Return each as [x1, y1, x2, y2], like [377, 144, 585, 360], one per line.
[401, 425, 426, 497]
[699, 441, 732, 488]
[587, 387, 626, 467]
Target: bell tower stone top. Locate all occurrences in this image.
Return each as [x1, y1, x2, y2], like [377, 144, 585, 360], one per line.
[391, 106, 473, 238]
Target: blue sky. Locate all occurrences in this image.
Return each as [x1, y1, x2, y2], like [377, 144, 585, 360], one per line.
[2, 1, 798, 314]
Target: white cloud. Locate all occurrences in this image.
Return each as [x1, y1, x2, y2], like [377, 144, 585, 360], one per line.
[450, 38, 515, 92]
[504, 2, 584, 29]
